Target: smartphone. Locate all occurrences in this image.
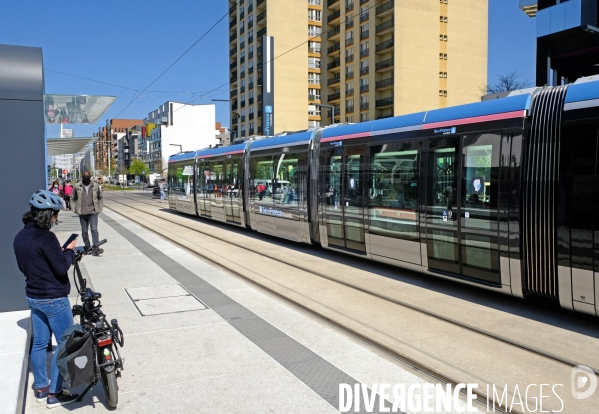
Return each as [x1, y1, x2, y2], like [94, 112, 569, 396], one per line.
[62, 233, 78, 250]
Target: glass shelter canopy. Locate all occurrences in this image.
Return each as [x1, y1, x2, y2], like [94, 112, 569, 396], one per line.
[44, 94, 116, 124]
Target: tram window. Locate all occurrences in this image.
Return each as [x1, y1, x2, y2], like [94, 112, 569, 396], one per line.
[206, 160, 225, 197]
[274, 152, 307, 208]
[170, 161, 193, 196]
[368, 143, 419, 240]
[250, 155, 275, 205]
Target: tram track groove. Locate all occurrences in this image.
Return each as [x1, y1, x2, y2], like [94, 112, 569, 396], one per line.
[103, 195, 523, 414]
[105, 192, 599, 376]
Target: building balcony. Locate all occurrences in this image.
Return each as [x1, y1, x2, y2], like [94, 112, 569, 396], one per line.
[308, 0, 322, 5]
[258, 110, 262, 118]
[257, 27, 267, 38]
[248, 20, 254, 29]
[241, 115, 246, 122]
[240, 41, 245, 49]
[360, 0, 368, 4]
[328, 9, 341, 23]
[360, 66, 369, 75]
[360, 11, 369, 22]
[327, 0, 340, 8]
[376, 0, 394, 17]
[241, 130, 246, 136]
[346, 105, 354, 113]
[360, 30, 369, 40]
[249, 112, 254, 120]
[346, 36, 354, 46]
[240, 11, 245, 20]
[241, 85, 246, 93]
[232, 102, 238, 110]
[241, 101, 246, 108]
[327, 42, 341, 55]
[346, 2, 354, 12]
[232, 116, 238, 124]
[230, 61, 238, 70]
[309, 46, 322, 54]
[240, 71, 246, 78]
[376, 19, 394, 35]
[239, 26, 245, 35]
[230, 89, 237, 98]
[249, 67, 254, 74]
[328, 25, 341, 39]
[230, 74, 238, 83]
[360, 84, 369, 93]
[376, 113, 393, 120]
[257, 0, 266, 9]
[328, 92, 341, 101]
[229, 4, 237, 15]
[376, 96, 394, 108]
[230, 18, 237, 29]
[230, 32, 238, 42]
[230, 47, 237, 56]
[257, 45, 262, 55]
[248, 3, 253, 12]
[257, 10, 266, 24]
[249, 81, 254, 89]
[258, 94, 263, 102]
[240, 56, 245, 64]
[360, 48, 369, 57]
[376, 57, 394, 72]
[376, 38, 394, 53]
[258, 126, 263, 134]
[249, 97, 254, 104]
[249, 51, 254, 59]
[327, 58, 341, 70]
[346, 88, 354, 96]
[328, 76, 341, 86]
[360, 102, 369, 110]
[248, 35, 254, 44]
[376, 76, 394, 90]
[346, 71, 354, 79]
[346, 54, 354, 63]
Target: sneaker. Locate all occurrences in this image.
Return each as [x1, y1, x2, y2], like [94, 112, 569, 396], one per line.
[46, 389, 79, 408]
[91, 246, 104, 256]
[84, 245, 93, 254]
[35, 386, 50, 403]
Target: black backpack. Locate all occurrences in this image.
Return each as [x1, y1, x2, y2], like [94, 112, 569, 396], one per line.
[56, 325, 95, 388]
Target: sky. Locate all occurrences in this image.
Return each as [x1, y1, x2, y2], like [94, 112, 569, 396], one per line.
[0, 0, 536, 139]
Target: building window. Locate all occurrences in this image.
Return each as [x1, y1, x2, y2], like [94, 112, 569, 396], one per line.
[308, 72, 321, 84]
[308, 9, 322, 22]
[440, 16, 448, 23]
[308, 25, 322, 37]
[346, 116, 353, 123]
[439, 72, 447, 78]
[439, 90, 448, 96]
[360, 113, 369, 121]
[249, 90, 254, 99]
[308, 120, 321, 128]
[444, 53, 448, 60]
[309, 88, 321, 100]
[308, 41, 321, 53]
[308, 57, 321, 68]
[439, 34, 448, 41]
[346, 30, 354, 41]
[308, 105, 321, 116]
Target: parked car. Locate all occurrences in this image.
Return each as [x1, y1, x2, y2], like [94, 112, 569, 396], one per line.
[152, 185, 168, 197]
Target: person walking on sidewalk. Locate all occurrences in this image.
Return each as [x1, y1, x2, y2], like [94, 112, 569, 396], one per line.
[72, 171, 104, 256]
[159, 179, 166, 202]
[13, 190, 79, 409]
[63, 180, 73, 210]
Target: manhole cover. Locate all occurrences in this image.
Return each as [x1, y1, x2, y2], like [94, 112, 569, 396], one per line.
[125, 284, 207, 316]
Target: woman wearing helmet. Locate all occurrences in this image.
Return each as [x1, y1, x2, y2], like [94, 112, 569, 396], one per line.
[13, 190, 79, 408]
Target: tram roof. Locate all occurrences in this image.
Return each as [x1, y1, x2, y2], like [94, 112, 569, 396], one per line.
[169, 151, 196, 163]
[197, 142, 246, 158]
[320, 90, 534, 140]
[250, 130, 314, 150]
[564, 77, 599, 105]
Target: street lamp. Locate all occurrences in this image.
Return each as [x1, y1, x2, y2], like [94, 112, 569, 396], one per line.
[312, 104, 335, 126]
[169, 143, 183, 153]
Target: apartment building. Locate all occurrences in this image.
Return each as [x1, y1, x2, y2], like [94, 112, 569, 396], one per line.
[229, 0, 487, 133]
[323, 0, 487, 122]
[229, 0, 322, 138]
[141, 101, 217, 175]
[94, 119, 142, 173]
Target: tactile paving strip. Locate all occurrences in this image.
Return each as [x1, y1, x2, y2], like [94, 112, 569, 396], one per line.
[103, 214, 391, 413]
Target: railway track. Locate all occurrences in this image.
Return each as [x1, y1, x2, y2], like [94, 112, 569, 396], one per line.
[103, 191, 598, 413]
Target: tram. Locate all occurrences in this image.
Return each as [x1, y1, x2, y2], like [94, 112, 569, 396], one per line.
[168, 77, 599, 316]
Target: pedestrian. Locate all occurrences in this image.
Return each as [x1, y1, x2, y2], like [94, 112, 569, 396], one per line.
[159, 179, 166, 202]
[280, 183, 289, 204]
[63, 181, 73, 210]
[71, 171, 104, 256]
[49, 181, 62, 197]
[13, 190, 79, 408]
[256, 183, 264, 200]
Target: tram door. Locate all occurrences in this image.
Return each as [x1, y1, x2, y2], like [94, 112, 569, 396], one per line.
[424, 135, 502, 284]
[223, 158, 242, 224]
[322, 146, 366, 252]
[197, 159, 211, 217]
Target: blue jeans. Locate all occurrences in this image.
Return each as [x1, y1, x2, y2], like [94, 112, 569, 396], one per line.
[79, 213, 99, 247]
[160, 189, 165, 200]
[26, 296, 74, 393]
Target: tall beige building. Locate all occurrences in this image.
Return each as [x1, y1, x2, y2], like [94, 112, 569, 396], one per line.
[228, 0, 487, 137]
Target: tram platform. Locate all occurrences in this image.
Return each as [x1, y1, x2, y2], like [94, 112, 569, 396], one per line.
[19, 209, 468, 413]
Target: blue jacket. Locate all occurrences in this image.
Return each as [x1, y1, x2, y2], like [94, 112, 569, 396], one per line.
[13, 221, 75, 299]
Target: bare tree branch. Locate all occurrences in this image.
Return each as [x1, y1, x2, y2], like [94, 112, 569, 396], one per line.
[480, 70, 531, 95]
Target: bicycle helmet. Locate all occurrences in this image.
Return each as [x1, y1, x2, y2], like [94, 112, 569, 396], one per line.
[29, 190, 64, 211]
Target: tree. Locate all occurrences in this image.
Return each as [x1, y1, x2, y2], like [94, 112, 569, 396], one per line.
[480, 70, 531, 96]
[129, 159, 148, 176]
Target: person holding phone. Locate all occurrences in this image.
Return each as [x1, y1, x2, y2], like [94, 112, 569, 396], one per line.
[13, 190, 79, 408]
